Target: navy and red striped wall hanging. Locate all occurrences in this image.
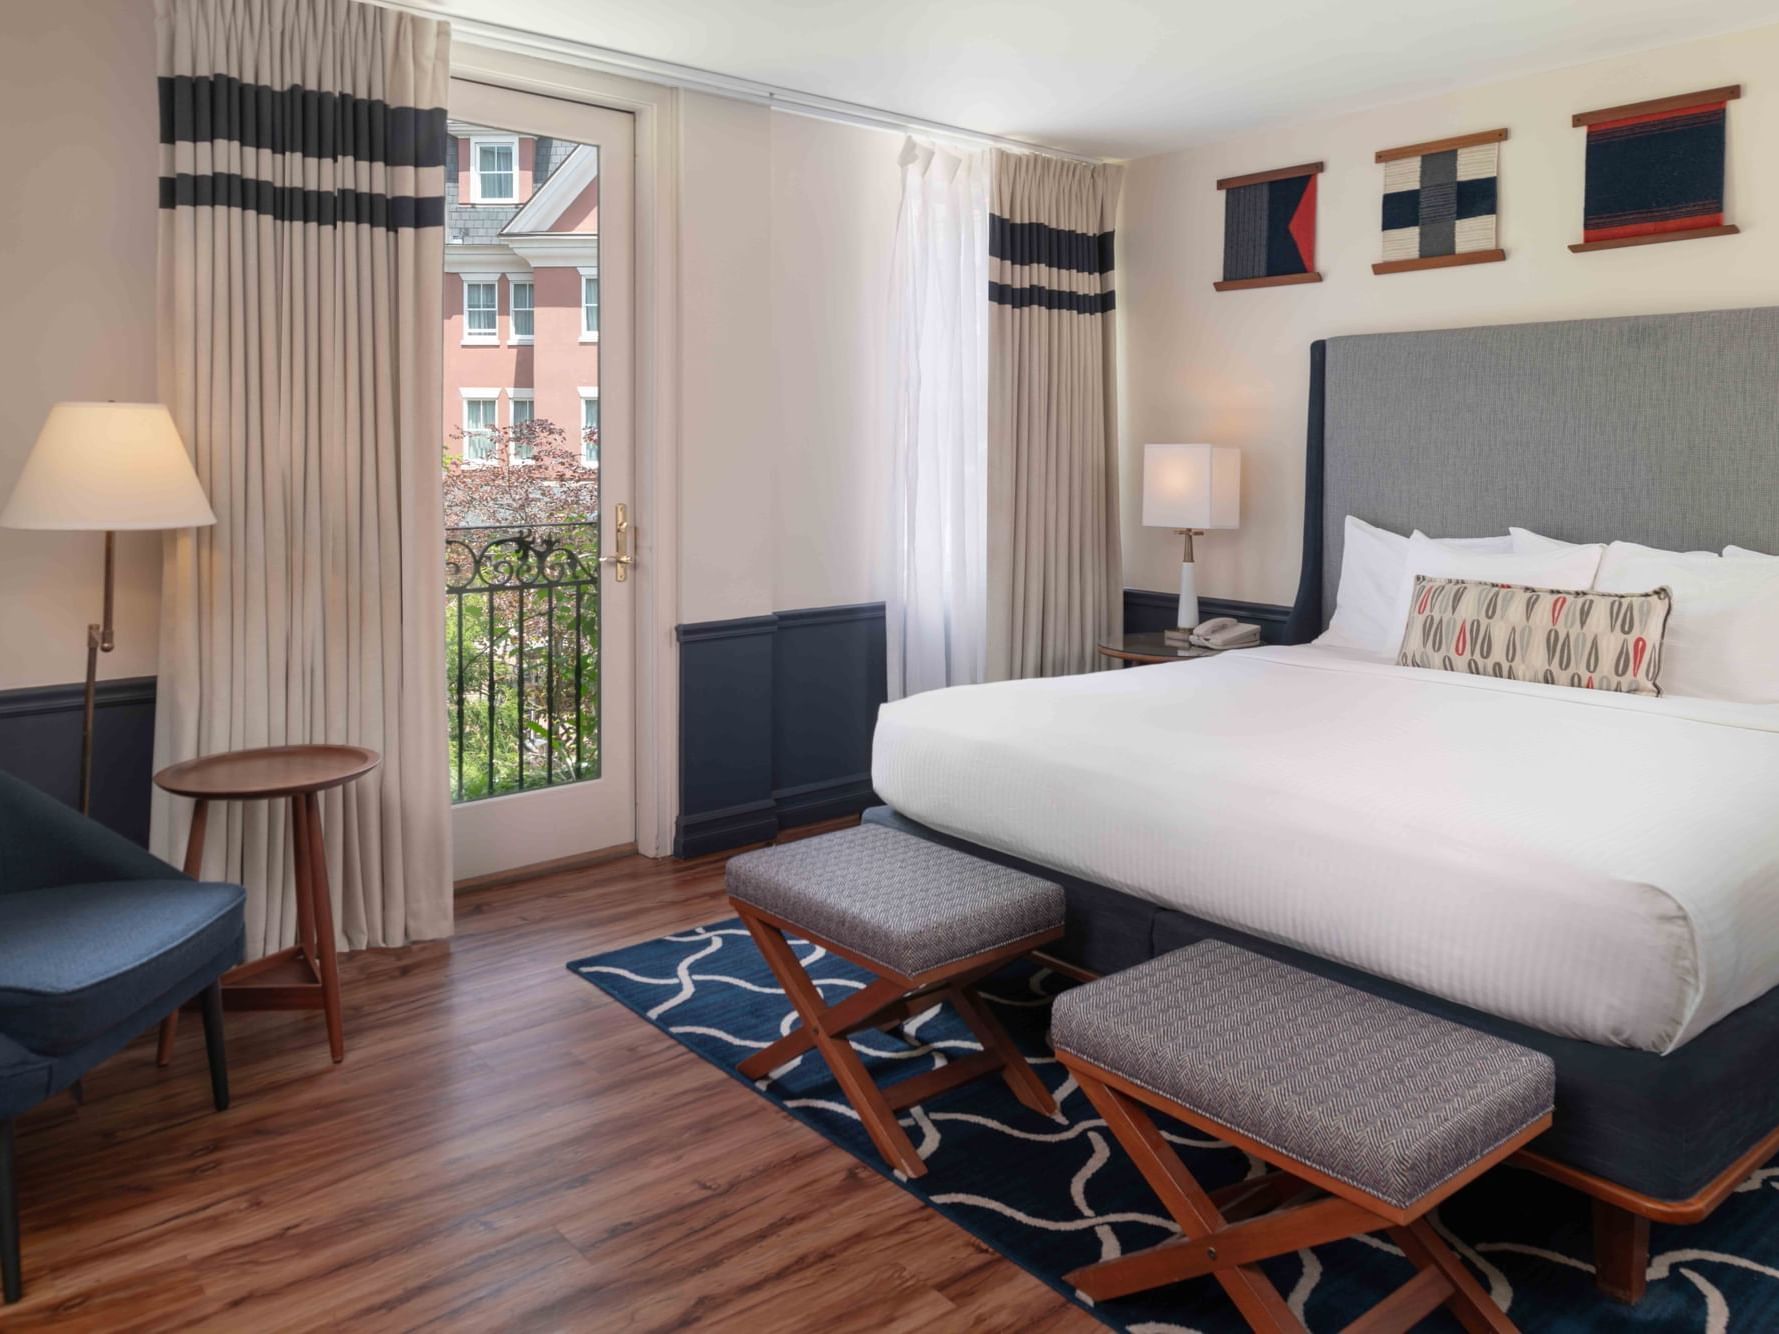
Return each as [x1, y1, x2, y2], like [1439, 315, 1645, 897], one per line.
[1373, 128, 1507, 275]
[1214, 161, 1322, 291]
[1570, 85, 1741, 253]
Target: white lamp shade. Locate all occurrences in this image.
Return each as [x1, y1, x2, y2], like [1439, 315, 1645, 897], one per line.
[1141, 443, 1240, 531]
[1, 402, 216, 531]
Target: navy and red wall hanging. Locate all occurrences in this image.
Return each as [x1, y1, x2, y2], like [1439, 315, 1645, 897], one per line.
[1570, 84, 1740, 253]
[1215, 161, 1322, 291]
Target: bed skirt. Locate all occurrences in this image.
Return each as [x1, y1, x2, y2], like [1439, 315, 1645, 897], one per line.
[862, 805, 1779, 1205]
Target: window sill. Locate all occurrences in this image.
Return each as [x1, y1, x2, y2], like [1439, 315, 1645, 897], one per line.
[579, 332, 600, 344]
[509, 336, 534, 346]
[461, 336, 499, 347]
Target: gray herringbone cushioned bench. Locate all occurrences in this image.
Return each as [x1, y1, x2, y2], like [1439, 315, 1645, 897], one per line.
[727, 825, 1065, 1177]
[1050, 941, 1554, 1333]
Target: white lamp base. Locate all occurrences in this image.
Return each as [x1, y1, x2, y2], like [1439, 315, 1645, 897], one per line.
[1176, 560, 1199, 630]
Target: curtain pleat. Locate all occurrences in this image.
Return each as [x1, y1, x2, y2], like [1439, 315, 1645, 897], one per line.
[153, 0, 453, 957]
[986, 152, 1123, 681]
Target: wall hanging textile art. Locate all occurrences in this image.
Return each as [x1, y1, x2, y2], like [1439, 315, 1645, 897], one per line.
[1570, 84, 1740, 252]
[1373, 129, 1507, 275]
[1214, 161, 1322, 291]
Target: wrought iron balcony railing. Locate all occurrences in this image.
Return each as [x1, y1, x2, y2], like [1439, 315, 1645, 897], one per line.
[445, 521, 600, 803]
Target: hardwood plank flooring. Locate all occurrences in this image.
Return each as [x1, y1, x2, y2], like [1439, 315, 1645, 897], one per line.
[6, 833, 1096, 1332]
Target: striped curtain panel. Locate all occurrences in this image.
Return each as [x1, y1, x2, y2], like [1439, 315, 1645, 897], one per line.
[153, 0, 454, 956]
[987, 152, 1124, 680]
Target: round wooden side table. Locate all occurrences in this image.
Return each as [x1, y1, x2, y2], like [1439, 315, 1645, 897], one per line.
[154, 744, 380, 1065]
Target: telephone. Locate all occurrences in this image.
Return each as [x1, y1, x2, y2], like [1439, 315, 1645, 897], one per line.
[1189, 617, 1262, 650]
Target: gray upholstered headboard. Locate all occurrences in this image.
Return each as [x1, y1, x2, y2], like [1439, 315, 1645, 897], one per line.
[1285, 306, 1779, 640]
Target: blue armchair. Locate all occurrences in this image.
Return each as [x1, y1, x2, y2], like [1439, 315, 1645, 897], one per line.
[0, 770, 245, 1304]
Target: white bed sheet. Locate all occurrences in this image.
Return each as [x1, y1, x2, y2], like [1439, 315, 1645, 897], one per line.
[870, 646, 1779, 1053]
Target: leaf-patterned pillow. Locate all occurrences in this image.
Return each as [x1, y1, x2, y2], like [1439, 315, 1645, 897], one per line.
[1396, 576, 1671, 696]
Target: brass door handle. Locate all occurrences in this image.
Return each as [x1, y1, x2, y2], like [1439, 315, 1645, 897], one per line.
[599, 502, 634, 582]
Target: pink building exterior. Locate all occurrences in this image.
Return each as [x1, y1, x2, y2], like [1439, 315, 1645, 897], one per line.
[443, 123, 601, 471]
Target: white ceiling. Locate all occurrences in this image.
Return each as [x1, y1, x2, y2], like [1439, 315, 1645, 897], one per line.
[416, 0, 1779, 158]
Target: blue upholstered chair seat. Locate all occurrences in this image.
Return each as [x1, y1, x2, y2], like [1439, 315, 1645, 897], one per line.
[0, 880, 245, 1057]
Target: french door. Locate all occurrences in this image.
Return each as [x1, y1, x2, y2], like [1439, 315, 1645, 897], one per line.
[444, 80, 636, 879]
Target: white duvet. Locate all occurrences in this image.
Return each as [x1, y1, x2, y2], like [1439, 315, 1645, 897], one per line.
[871, 646, 1779, 1053]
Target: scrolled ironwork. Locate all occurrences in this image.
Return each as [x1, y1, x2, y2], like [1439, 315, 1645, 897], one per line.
[444, 523, 598, 592]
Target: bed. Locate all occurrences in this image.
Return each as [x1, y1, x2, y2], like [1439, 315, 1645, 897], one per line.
[867, 304, 1779, 1303]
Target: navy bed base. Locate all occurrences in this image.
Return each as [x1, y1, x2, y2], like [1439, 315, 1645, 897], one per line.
[862, 805, 1779, 1208]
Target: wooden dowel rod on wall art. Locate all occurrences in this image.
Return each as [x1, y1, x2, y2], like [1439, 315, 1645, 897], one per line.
[1375, 128, 1507, 163]
[1572, 84, 1740, 127]
[1215, 162, 1324, 191]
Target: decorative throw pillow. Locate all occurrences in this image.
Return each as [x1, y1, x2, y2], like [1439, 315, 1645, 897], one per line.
[1396, 576, 1671, 696]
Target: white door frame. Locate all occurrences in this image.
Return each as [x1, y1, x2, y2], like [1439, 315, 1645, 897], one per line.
[449, 44, 681, 860]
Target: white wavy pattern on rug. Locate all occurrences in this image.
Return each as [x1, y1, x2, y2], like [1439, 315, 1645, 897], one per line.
[571, 922, 1779, 1334]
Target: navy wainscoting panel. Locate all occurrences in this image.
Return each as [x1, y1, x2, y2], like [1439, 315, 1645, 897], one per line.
[1122, 590, 1293, 641]
[677, 615, 780, 856]
[675, 602, 887, 859]
[0, 677, 159, 845]
[772, 604, 886, 827]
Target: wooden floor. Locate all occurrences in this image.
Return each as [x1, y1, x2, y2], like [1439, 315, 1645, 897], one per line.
[7, 834, 1096, 1332]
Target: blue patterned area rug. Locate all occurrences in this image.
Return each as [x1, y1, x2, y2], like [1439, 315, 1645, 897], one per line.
[568, 920, 1779, 1332]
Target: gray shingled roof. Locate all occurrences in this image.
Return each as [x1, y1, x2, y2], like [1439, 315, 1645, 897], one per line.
[445, 135, 584, 247]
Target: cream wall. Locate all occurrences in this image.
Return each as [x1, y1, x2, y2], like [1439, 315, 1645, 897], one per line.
[677, 94, 901, 623]
[1119, 21, 1779, 607]
[0, 1, 160, 689]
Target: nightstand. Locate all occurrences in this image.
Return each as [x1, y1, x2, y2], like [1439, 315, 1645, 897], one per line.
[1097, 630, 1226, 666]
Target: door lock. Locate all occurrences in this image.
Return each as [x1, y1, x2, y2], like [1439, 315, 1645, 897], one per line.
[600, 502, 634, 582]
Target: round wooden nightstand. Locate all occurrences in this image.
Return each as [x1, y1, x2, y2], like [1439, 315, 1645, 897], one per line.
[154, 744, 381, 1065]
[1096, 630, 1225, 666]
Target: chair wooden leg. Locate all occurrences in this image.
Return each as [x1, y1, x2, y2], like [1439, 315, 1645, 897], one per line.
[946, 982, 1056, 1117]
[200, 981, 230, 1112]
[1390, 1220, 1516, 1334]
[300, 792, 345, 1063]
[1067, 1068, 1305, 1332]
[2, 1119, 20, 1305]
[737, 976, 910, 1080]
[157, 798, 211, 1068]
[1591, 1199, 1650, 1305]
[736, 908, 927, 1178]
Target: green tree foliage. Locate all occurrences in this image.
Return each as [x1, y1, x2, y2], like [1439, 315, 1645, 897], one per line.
[444, 418, 601, 802]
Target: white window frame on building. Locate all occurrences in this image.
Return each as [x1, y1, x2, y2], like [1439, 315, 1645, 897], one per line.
[507, 389, 535, 461]
[577, 385, 600, 468]
[460, 388, 500, 465]
[461, 273, 499, 345]
[469, 134, 519, 204]
[578, 265, 599, 343]
[507, 274, 534, 344]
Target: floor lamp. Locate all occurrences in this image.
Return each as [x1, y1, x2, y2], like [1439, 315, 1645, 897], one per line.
[0, 403, 215, 815]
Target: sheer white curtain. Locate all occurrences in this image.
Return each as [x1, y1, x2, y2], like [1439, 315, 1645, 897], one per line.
[886, 139, 990, 699]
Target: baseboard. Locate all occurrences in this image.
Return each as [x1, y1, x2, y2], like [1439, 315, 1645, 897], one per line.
[675, 799, 782, 860]
[772, 774, 878, 829]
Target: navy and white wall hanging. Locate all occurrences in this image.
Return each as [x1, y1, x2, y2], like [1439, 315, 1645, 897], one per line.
[1373, 128, 1507, 275]
[1570, 84, 1741, 253]
[1214, 161, 1322, 292]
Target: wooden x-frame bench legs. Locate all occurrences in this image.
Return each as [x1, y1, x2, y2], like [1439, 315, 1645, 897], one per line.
[1058, 1052, 1545, 1334]
[730, 899, 1061, 1179]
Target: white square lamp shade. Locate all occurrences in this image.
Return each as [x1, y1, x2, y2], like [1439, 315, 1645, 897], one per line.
[1141, 443, 1240, 629]
[0, 402, 215, 531]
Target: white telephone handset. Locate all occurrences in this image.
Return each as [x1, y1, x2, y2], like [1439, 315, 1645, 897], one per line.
[1189, 617, 1262, 650]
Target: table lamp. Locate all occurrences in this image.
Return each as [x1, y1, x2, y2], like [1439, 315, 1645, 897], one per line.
[1, 403, 216, 814]
[1141, 443, 1240, 630]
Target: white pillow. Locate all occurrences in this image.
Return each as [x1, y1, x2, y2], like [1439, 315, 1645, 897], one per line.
[1391, 535, 1606, 652]
[1594, 541, 1779, 702]
[1725, 545, 1778, 560]
[1513, 527, 1710, 560]
[1319, 517, 1512, 656]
